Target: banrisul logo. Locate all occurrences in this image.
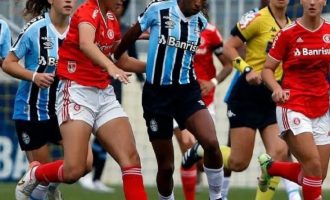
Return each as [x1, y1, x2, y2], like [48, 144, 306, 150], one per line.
[294, 47, 330, 56]
[158, 35, 198, 52]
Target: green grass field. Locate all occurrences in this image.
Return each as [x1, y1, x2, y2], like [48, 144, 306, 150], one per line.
[1, 182, 330, 199]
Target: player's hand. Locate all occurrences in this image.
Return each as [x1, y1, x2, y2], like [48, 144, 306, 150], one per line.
[107, 66, 132, 84]
[271, 88, 289, 103]
[246, 70, 262, 85]
[199, 79, 214, 96]
[33, 73, 55, 88]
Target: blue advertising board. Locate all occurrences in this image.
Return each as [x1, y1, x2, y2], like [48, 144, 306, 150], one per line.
[0, 82, 28, 182]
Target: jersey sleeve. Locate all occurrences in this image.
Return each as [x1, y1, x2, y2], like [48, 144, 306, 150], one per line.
[268, 30, 287, 61]
[138, 3, 158, 32]
[76, 7, 99, 30]
[0, 22, 11, 58]
[236, 11, 261, 41]
[11, 29, 32, 60]
[212, 28, 223, 56]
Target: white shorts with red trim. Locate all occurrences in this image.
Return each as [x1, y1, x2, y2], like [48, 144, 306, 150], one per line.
[56, 80, 127, 133]
[276, 107, 330, 145]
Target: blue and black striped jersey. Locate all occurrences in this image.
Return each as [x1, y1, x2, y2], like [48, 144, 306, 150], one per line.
[0, 19, 11, 58]
[11, 12, 68, 121]
[138, 0, 207, 85]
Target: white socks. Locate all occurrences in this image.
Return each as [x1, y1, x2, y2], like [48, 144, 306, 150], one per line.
[204, 165, 223, 200]
[159, 191, 175, 200]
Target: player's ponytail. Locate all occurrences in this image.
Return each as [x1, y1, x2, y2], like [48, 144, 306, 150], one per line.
[23, 0, 51, 21]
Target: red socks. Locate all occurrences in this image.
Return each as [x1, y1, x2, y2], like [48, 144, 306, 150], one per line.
[302, 176, 322, 200]
[268, 162, 322, 200]
[35, 160, 64, 182]
[180, 165, 197, 200]
[122, 166, 148, 200]
[268, 161, 302, 185]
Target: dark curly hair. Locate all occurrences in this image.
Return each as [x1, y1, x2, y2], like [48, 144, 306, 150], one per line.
[23, 0, 51, 20]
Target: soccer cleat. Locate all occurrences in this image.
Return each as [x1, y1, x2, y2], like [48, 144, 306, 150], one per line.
[46, 184, 64, 200]
[258, 153, 273, 192]
[93, 180, 115, 193]
[181, 142, 204, 169]
[15, 161, 40, 200]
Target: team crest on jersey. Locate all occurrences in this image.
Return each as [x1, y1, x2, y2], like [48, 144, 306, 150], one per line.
[67, 61, 77, 73]
[323, 34, 330, 43]
[92, 9, 99, 19]
[238, 12, 260, 29]
[107, 30, 114, 39]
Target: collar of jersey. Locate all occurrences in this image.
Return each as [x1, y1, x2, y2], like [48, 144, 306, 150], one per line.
[174, 4, 194, 23]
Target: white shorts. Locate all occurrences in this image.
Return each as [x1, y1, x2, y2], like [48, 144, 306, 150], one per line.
[56, 80, 127, 133]
[276, 107, 330, 145]
[173, 102, 216, 129]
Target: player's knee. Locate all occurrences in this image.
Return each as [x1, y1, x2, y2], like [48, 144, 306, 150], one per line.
[158, 163, 175, 178]
[64, 166, 86, 183]
[229, 159, 249, 172]
[118, 150, 141, 168]
[303, 157, 322, 177]
[268, 147, 288, 161]
[202, 139, 221, 157]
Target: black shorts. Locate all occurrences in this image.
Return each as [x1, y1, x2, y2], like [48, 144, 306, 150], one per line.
[227, 74, 277, 130]
[15, 116, 62, 151]
[142, 81, 206, 141]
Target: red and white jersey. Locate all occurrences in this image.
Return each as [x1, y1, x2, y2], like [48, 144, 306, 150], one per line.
[269, 20, 330, 118]
[194, 23, 223, 106]
[57, 0, 121, 89]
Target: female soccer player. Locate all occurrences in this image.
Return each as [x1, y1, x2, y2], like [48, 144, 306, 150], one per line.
[2, 0, 82, 199]
[12, 0, 148, 200]
[260, 0, 330, 199]
[115, 0, 224, 200]
[222, 0, 291, 198]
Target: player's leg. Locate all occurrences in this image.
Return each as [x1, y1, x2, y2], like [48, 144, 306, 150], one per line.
[175, 128, 198, 200]
[258, 123, 289, 200]
[259, 108, 325, 200]
[282, 153, 302, 200]
[94, 85, 147, 200]
[15, 119, 56, 200]
[95, 117, 147, 200]
[185, 109, 223, 200]
[91, 138, 115, 192]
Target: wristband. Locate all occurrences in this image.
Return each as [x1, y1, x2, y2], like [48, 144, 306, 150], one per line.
[210, 78, 218, 86]
[232, 56, 250, 73]
[32, 72, 37, 83]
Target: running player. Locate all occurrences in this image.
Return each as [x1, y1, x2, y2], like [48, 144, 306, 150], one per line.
[176, 4, 232, 200]
[2, 0, 80, 199]
[12, 0, 148, 200]
[259, 0, 330, 199]
[115, 0, 224, 200]
[183, 0, 292, 199]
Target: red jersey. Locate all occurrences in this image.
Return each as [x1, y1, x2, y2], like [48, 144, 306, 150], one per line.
[269, 20, 330, 118]
[57, 0, 121, 89]
[194, 23, 223, 106]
